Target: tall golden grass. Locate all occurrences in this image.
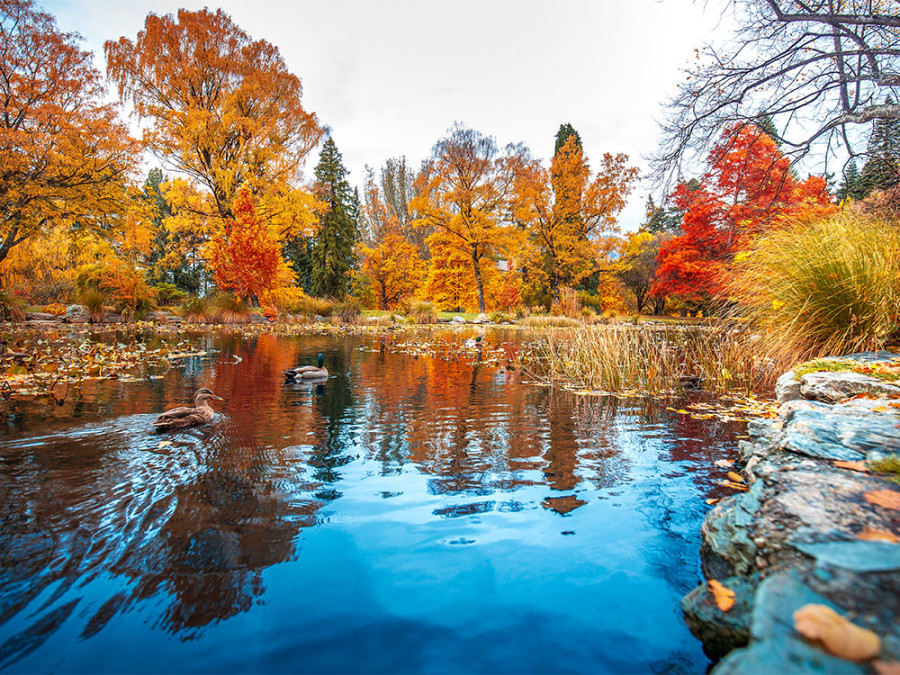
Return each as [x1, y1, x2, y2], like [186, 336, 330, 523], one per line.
[531, 325, 777, 395]
[728, 212, 900, 359]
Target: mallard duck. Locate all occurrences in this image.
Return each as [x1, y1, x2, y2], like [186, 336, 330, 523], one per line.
[153, 388, 223, 431]
[284, 352, 328, 380]
[465, 335, 484, 349]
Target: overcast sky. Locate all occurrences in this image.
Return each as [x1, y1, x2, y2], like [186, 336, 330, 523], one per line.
[45, 0, 730, 230]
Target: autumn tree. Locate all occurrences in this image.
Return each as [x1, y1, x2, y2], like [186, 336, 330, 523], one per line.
[105, 8, 322, 222]
[208, 187, 286, 302]
[312, 138, 359, 299]
[612, 230, 669, 314]
[0, 0, 137, 281]
[512, 135, 639, 303]
[411, 124, 522, 313]
[654, 1, 900, 186]
[653, 125, 836, 305]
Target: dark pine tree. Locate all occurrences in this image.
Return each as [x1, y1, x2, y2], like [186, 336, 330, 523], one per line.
[311, 138, 359, 299]
[553, 122, 582, 157]
[859, 97, 900, 197]
[836, 160, 866, 202]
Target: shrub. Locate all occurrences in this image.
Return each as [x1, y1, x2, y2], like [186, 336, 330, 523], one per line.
[729, 213, 900, 359]
[78, 288, 107, 322]
[489, 310, 514, 323]
[408, 300, 437, 324]
[180, 296, 211, 323]
[333, 297, 362, 324]
[154, 283, 189, 307]
[520, 315, 582, 328]
[213, 294, 250, 324]
[0, 290, 26, 322]
[41, 303, 67, 316]
[102, 272, 156, 320]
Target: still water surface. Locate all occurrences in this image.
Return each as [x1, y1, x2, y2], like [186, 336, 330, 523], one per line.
[0, 329, 742, 673]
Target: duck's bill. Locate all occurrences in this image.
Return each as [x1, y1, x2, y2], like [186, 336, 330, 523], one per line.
[212, 394, 224, 400]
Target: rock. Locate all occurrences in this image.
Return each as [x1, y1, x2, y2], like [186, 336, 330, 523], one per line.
[681, 574, 760, 656]
[248, 312, 269, 324]
[451, 316, 467, 324]
[471, 313, 489, 324]
[65, 304, 91, 323]
[147, 311, 170, 322]
[799, 370, 900, 404]
[775, 370, 802, 403]
[780, 407, 900, 461]
[313, 314, 329, 324]
[101, 311, 123, 323]
[166, 315, 183, 324]
[715, 571, 866, 674]
[793, 541, 900, 574]
[700, 482, 763, 579]
[24, 312, 58, 322]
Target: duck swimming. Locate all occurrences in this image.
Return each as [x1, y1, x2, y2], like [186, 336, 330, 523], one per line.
[152, 388, 223, 431]
[284, 353, 328, 380]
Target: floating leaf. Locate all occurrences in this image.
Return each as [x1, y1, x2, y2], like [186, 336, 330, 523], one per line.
[157, 441, 172, 449]
[865, 490, 900, 511]
[793, 604, 881, 662]
[833, 460, 868, 473]
[873, 661, 900, 675]
[719, 480, 749, 491]
[727, 471, 745, 484]
[708, 579, 736, 612]
[706, 498, 720, 505]
[857, 528, 900, 544]
[873, 406, 891, 413]
[715, 459, 734, 469]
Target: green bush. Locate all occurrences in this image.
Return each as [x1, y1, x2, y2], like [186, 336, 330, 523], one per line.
[154, 283, 189, 307]
[730, 212, 900, 358]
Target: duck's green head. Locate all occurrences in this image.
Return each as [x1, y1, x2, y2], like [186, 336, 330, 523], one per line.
[316, 353, 325, 368]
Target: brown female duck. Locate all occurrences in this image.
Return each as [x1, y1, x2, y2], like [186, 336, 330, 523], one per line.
[153, 388, 223, 431]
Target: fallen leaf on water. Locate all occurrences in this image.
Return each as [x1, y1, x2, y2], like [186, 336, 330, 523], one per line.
[793, 604, 881, 662]
[873, 660, 900, 675]
[157, 441, 172, 449]
[865, 490, 900, 511]
[715, 459, 734, 469]
[727, 471, 746, 484]
[873, 406, 891, 413]
[706, 498, 720, 505]
[833, 460, 869, 473]
[708, 579, 735, 612]
[719, 480, 749, 491]
[857, 527, 900, 544]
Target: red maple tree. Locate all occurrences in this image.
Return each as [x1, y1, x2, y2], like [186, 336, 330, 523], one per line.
[653, 125, 835, 304]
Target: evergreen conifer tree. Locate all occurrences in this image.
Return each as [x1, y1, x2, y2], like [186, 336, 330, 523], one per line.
[836, 160, 865, 202]
[859, 97, 900, 196]
[554, 123, 582, 157]
[311, 138, 358, 299]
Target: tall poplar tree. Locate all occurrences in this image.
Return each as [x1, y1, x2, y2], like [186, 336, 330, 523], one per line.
[312, 138, 358, 298]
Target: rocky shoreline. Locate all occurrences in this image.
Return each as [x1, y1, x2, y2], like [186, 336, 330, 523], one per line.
[683, 352, 900, 673]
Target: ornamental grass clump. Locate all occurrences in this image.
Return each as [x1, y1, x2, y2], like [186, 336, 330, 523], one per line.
[532, 325, 777, 395]
[729, 213, 900, 359]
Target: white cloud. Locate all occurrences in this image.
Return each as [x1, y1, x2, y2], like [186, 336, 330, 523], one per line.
[44, 0, 727, 230]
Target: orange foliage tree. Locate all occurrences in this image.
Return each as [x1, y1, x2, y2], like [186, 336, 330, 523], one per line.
[105, 8, 322, 221]
[0, 0, 137, 278]
[411, 124, 521, 313]
[208, 188, 287, 302]
[512, 136, 638, 301]
[653, 125, 836, 305]
[358, 172, 424, 309]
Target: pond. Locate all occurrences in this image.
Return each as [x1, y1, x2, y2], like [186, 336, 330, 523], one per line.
[0, 328, 744, 673]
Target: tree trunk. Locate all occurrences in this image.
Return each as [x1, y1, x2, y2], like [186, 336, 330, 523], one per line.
[472, 251, 486, 313]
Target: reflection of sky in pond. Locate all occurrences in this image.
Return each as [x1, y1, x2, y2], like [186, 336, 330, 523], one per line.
[0, 329, 744, 673]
